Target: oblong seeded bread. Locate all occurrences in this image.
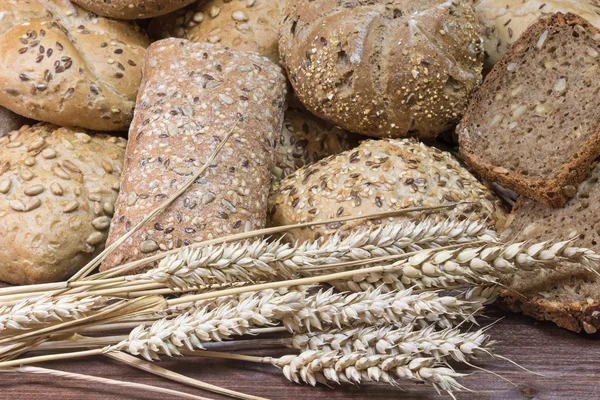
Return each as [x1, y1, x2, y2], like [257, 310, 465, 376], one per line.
[71, 0, 196, 20]
[102, 39, 287, 272]
[459, 13, 600, 208]
[501, 163, 600, 334]
[0, 0, 149, 131]
[0, 123, 126, 285]
[278, 0, 483, 140]
[268, 139, 507, 243]
[148, 0, 286, 64]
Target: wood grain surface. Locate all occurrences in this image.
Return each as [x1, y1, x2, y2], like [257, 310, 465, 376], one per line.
[0, 307, 598, 400]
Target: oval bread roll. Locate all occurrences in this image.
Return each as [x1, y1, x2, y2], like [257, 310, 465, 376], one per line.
[269, 139, 507, 243]
[0, 123, 126, 285]
[0, 0, 149, 131]
[71, 0, 196, 20]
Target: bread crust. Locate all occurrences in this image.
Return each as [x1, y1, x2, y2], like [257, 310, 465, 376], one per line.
[102, 39, 287, 272]
[0, 0, 149, 131]
[71, 0, 196, 20]
[459, 13, 600, 208]
[0, 123, 126, 285]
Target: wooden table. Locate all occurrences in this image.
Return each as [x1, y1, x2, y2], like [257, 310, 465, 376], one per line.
[1, 308, 598, 400]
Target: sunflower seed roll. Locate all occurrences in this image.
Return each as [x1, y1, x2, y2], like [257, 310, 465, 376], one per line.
[102, 38, 287, 272]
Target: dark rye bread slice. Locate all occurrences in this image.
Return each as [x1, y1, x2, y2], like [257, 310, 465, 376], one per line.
[500, 162, 600, 334]
[459, 13, 600, 208]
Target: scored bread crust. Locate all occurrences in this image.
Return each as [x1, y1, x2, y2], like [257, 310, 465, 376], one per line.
[71, 0, 196, 20]
[459, 13, 600, 208]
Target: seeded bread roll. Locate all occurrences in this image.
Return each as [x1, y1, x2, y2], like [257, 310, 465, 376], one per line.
[278, 0, 483, 140]
[268, 139, 506, 243]
[475, 0, 600, 69]
[71, 0, 196, 20]
[273, 104, 356, 183]
[500, 163, 600, 334]
[0, 106, 32, 137]
[0, 123, 126, 285]
[0, 0, 149, 131]
[459, 13, 600, 208]
[149, 0, 286, 64]
[102, 39, 287, 272]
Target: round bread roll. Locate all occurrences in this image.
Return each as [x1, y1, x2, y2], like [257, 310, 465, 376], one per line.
[268, 139, 507, 243]
[0, 123, 126, 285]
[278, 0, 483, 140]
[71, 0, 196, 20]
[148, 0, 286, 63]
[475, 0, 600, 69]
[0, 0, 149, 131]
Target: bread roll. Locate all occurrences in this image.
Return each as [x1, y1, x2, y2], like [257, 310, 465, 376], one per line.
[102, 39, 287, 271]
[0, 106, 32, 137]
[268, 139, 507, 243]
[0, 123, 126, 285]
[71, 0, 196, 20]
[149, 0, 286, 64]
[0, 0, 149, 131]
[278, 0, 483, 140]
[475, 0, 600, 69]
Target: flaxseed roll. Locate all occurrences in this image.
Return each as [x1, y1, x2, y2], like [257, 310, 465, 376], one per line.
[102, 38, 287, 272]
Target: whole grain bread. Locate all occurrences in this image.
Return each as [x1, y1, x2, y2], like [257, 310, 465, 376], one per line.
[0, 123, 126, 285]
[148, 0, 286, 64]
[0, 0, 149, 131]
[459, 13, 600, 208]
[475, 0, 600, 69]
[71, 0, 196, 20]
[278, 0, 483, 140]
[102, 39, 287, 272]
[501, 162, 600, 334]
[0, 106, 32, 137]
[268, 139, 507, 243]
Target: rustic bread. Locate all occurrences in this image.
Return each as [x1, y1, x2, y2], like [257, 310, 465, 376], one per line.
[475, 0, 600, 69]
[102, 39, 287, 272]
[71, 0, 196, 20]
[268, 139, 507, 243]
[278, 0, 483, 140]
[459, 13, 600, 208]
[0, 107, 32, 137]
[273, 104, 356, 183]
[0, 0, 149, 131]
[0, 123, 126, 285]
[501, 163, 600, 334]
[148, 0, 286, 64]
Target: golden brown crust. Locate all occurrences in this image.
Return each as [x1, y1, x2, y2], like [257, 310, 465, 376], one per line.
[0, 123, 126, 285]
[71, 0, 196, 20]
[0, 0, 149, 131]
[102, 39, 287, 272]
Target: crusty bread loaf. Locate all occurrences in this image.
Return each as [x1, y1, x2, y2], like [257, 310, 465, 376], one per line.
[71, 0, 196, 20]
[278, 0, 483, 140]
[273, 104, 356, 183]
[268, 139, 507, 243]
[102, 39, 287, 272]
[0, 0, 149, 131]
[0, 106, 31, 137]
[0, 123, 126, 285]
[149, 0, 286, 64]
[459, 13, 600, 208]
[475, 0, 600, 69]
[501, 163, 600, 334]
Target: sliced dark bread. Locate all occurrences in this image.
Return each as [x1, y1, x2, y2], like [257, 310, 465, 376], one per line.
[500, 162, 600, 333]
[459, 13, 600, 208]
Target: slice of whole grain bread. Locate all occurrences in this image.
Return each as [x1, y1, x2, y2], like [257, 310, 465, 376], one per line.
[459, 12, 600, 208]
[501, 162, 600, 334]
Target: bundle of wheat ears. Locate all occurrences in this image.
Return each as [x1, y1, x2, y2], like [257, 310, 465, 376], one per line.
[1, 135, 599, 400]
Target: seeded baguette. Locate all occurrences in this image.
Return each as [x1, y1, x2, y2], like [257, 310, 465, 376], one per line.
[149, 0, 286, 64]
[459, 13, 600, 208]
[71, 0, 196, 20]
[475, 0, 600, 69]
[500, 163, 600, 334]
[102, 39, 287, 272]
[0, 0, 149, 131]
[0, 123, 126, 285]
[268, 139, 506, 243]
